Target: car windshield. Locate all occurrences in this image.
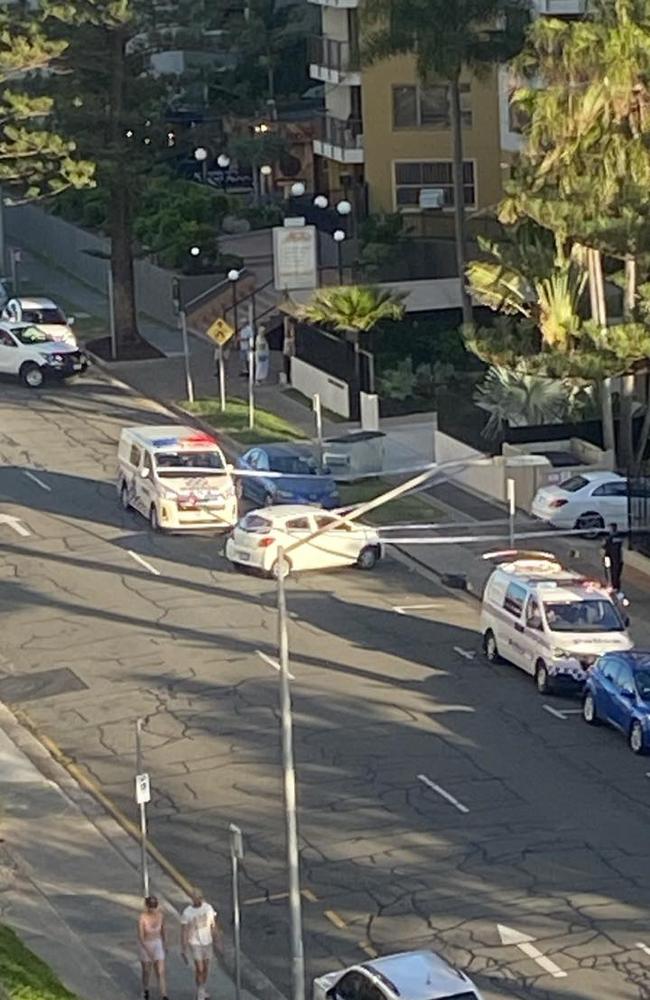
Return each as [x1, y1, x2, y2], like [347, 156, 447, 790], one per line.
[270, 456, 315, 475]
[543, 599, 624, 632]
[558, 475, 589, 493]
[13, 325, 51, 345]
[21, 308, 67, 325]
[155, 450, 225, 477]
[635, 669, 650, 700]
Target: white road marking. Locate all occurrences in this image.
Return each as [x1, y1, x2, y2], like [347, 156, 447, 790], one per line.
[636, 942, 650, 956]
[256, 649, 296, 681]
[497, 924, 567, 979]
[0, 513, 30, 537]
[543, 704, 569, 720]
[453, 646, 476, 660]
[393, 603, 442, 615]
[417, 773, 469, 814]
[23, 470, 51, 491]
[127, 550, 161, 576]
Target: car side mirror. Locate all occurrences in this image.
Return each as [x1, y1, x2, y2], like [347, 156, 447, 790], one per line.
[140, 467, 150, 478]
[68, 316, 76, 326]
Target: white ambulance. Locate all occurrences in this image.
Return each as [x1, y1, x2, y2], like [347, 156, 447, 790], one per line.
[480, 550, 633, 694]
[117, 425, 237, 531]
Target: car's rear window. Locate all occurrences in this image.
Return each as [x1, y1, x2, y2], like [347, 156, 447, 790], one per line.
[270, 456, 314, 475]
[241, 514, 271, 533]
[558, 475, 589, 492]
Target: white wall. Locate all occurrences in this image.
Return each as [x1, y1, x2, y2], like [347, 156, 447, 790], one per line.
[291, 358, 350, 418]
[435, 430, 507, 501]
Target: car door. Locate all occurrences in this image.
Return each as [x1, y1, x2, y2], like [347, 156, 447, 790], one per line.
[0, 327, 19, 373]
[522, 595, 545, 672]
[501, 582, 528, 670]
[313, 514, 357, 566]
[595, 657, 621, 724]
[127, 443, 144, 511]
[240, 449, 257, 501]
[607, 661, 636, 732]
[590, 480, 629, 528]
[283, 515, 313, 570]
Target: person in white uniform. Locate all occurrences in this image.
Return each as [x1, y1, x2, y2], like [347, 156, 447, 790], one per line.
[181, 888, 222, 1000]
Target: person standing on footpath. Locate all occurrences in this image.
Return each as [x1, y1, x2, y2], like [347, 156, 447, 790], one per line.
[181, 888, 222, 1000]
[137, 895, 169, 1000]
[602, 522, 625, 592]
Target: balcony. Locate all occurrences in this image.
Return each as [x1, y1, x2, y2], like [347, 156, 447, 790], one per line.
[309, 35, 361, 85]
[313, 114, 364, 164]
[308, 0, 358, 7]
[535, 0, 586, 14]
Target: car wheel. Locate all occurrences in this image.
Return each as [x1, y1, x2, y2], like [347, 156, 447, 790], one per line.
[483, 630, 501, 664]
[21, 363, 44, 389]
[535, 661, 552, 695]
[119, 482, 130, 511]
[583, 691, 599, 725]
[356, 545, 379, 570]
[269, 555, 292, 580]
[575, 512, 605, 538]
[149, 505, 160, 532]
[629, 720, 646, 755]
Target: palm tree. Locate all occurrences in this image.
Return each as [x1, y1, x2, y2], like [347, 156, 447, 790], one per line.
[474, 365, 572, 441]
[362, 0, 529, 326]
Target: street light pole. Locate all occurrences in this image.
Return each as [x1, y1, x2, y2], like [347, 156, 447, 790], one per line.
[333, 229, 345, 285]
[107, 264, 117, 361]
[277, 546, 305, 1000]
[228, 269, 240, 338]
[229, 823, 244, 1000]
[180, 308, 194, 403]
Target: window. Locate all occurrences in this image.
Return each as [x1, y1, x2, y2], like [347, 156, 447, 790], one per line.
[21, 307, 66, 325]
[155, 450, 225, 476]
[526, 597, 542, 629]
[392, 83, 472, 129]
[503, 582, 526, 617]
[558, 475, 589, 493]
[543, 599, 624, 633]
[241, 514, 271, 533]
[315, 515, 351, 531]
[13, 325, 50, 345]
[335, 972, 366, 1000]
[592, 481, 627, 497]
[394, 161, 475, 209]
[0, 329, 15, 346]
[129, 445, 141, 467]
[142, 452, 154, 476]
[616, 664, 634, 691]
[285, 517, 310, 531]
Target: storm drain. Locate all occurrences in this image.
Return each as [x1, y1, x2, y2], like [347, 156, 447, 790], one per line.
[0, 668, 88, 704]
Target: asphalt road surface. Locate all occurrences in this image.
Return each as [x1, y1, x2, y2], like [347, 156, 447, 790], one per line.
[2, 372, 650, 1000]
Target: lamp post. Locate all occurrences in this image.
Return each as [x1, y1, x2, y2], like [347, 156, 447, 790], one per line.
[313, 194, 328, 210]
[194, 146, 208, 183]
[260, 163, 272, 199]
[333, 229, 345, 284]
[228, 268, 240, 338]
[290, 181, 305, 198]
[217, 153, 230, 193]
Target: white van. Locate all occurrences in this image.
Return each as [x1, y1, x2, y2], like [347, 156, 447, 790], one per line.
[117, 425, 237, 531]
[480, 551, 633, 694]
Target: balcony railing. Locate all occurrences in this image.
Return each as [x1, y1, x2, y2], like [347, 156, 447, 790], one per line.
[536, 0, 586, 14]
[309, 35, 359, 75]
[317, 114, 363, 151]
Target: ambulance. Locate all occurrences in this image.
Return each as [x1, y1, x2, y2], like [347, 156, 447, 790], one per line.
[117, 425, 237, 531]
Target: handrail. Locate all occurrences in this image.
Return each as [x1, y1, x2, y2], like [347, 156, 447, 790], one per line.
[184, 268, 250, 314]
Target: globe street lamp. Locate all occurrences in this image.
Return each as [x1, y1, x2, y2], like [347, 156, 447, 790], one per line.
[194, 146, 208, 183]
[290, 181, 305, 198]
[228, 268, 240, 336]
[260, 162, 272, 198]
[189, 246, 201, 257]
[217, 153, 230, 193]
[313, 194, 328, 209]
[333, 229, 345, 284]
[336, 199, 352, 217]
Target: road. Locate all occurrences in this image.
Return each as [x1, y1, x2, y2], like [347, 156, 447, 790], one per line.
[2, 372, 650, 1000]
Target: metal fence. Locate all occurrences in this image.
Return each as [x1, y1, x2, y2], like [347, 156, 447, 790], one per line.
[627, 474, 650, 556]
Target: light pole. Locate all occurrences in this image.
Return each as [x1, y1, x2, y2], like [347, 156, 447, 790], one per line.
[290, 181, 305, 199]
[336, 197, 353, 239]
[229, 824, 244, 1000]
[217, 153, 230, 193]
[259, 163, 272, 202]
[194, 146, 208, 183]
[228, 268, 240, 338]
[333, 229, 345, 284]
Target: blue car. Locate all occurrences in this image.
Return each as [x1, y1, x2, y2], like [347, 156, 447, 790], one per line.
[583, 651, 650, 754]
[237, 444, 340, 509]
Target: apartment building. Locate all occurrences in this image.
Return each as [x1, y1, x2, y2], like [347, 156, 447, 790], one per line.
[308, 0, 586, 222]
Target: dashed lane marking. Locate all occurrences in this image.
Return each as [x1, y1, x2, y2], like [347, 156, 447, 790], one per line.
[543, 705, 568, 720]
[359, 941, 378, 958]
[636, 942, 650, 956]
[324, 909, 347, 929]
[417, 773, 469, 814]
[23, 470, 51, 491]
[393, 603, 442, 615]
[256, 649, 296, 681]
[453, 646, 476, 660]
[127, 550, 161, 576]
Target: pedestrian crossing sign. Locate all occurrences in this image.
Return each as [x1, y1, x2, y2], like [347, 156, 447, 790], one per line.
[206, 317, 235, 346]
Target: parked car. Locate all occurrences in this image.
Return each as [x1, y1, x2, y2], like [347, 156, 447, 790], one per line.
[0, 322, 86, 387]
[531, 471, 629, 534]
[2, 297, 77, 346]
[225, 504, 381, 577]
[481, 550, 633, 694]
[583, 651, 650, 754]
[313, 949, 484, 1000]
[237, 444, 340, 509]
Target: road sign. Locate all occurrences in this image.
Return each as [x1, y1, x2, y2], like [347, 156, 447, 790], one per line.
[206, 317, 235, 346]
[135, 772, 151, 805]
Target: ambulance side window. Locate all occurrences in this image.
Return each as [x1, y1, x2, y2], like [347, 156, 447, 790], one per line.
[142, 452, 154, 476]
[526, 596, 543, 630]
[129, 445, 141, 467]
[503, 582, 526, 618]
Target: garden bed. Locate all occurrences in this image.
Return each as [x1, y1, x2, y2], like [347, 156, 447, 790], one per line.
[0, 923, 78, 1000]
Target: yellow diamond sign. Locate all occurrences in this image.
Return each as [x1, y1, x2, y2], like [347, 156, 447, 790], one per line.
[206, 317, 235, 346]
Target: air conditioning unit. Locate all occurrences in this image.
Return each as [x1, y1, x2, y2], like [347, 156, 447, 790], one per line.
[419, 187, 444, 210]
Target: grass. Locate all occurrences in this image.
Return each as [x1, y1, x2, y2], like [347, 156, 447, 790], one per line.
[0, 923, 78, 1000]
[182, 398, 308, 445]
[338, 478, 445, 526]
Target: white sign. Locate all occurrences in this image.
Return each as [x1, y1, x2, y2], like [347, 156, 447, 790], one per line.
[135, 772, 151, 805]
[273, 225, 318, 291]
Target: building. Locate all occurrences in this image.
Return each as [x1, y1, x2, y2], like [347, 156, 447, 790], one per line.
[308, 0, 586, 225]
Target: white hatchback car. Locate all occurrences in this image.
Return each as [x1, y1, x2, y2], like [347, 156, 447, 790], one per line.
[2, 297, 77, 346]
[225, 505, 381, 577]
[313, 950, 483, 1000]
[531, 471, 629, 534]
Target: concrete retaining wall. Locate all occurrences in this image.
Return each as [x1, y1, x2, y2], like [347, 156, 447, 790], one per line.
[290, 357, 350, 418]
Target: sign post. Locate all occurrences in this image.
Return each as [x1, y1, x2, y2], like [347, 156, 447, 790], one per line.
[272, 225, 318, 291]
[507, 478, 516, 548]
[229, 824, 244, 1000]
[205, 318, 235, 413]
[313, 394, 323, 471]
[135, 718, 151, 897]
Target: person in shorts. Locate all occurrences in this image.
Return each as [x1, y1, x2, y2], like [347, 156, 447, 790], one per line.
[181, 888, 222, 1000]
[137, 895, 169, 1000]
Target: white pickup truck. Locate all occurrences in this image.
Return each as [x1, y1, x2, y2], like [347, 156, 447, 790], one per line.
[0, 322, 87, 388]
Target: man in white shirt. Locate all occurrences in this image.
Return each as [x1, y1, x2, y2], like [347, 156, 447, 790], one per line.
[181, 888, 222, 1000]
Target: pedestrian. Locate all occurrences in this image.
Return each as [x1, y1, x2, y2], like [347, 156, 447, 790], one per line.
[282, 318, 295, 382]
[255, 324, 270, 384]
[238, 320, 254, 377]
[181, 888, 222, 1000]
[138, 895, 169, 1000]
[603, 522, 625, 592]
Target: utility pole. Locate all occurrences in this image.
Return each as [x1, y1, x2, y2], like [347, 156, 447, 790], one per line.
[135, 718, 151, 898]
[229, 823, 244, 1000]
